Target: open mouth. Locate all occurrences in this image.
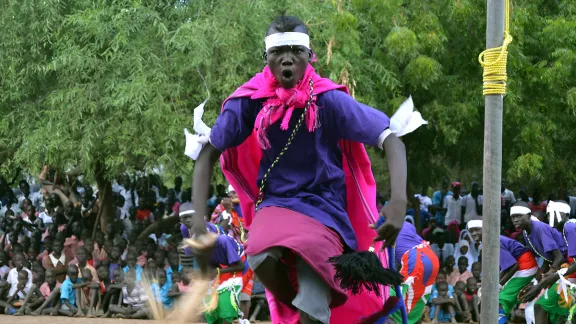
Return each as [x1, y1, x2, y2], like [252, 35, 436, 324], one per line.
[281, 69, 293, 79]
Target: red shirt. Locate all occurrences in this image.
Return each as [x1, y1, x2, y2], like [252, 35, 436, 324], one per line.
[464, 290, 477, 303]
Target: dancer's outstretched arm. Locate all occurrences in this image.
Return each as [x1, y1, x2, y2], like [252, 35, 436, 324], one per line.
[192, 144, 221, 234]
[374, 134, 407, 247]
[191, 144, 222, 274]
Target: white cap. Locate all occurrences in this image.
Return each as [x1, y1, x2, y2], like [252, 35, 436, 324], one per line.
[227, 184, 235, 193]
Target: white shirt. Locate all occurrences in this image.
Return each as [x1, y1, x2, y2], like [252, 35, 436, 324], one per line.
[431, 243, 455, 264]
[7, 267, 33, 296]
[120, 188, 139, 213]
[461, 194, 483, 223]
[9, 281, 31, 299]
[444, 195, 463, 225]
[18, 191, 43, 210]
[38, 211, 53, 224]
[0, 265, 10, 279]
[502, 189, 516, 205]
[415, 194, 433, 212]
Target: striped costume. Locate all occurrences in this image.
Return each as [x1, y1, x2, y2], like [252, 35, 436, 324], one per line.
[390, 222, 439, 324]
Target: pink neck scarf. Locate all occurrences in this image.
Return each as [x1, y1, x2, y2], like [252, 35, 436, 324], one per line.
[250, 65, 323, 149]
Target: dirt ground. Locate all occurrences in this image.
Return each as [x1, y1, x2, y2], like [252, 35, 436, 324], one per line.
[0, 316, 474, 324]
[0, 316, 273, 324]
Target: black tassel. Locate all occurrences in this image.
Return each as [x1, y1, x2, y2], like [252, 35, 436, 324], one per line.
[327, 251, 403, 297]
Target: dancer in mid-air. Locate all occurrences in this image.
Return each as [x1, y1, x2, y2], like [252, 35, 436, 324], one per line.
[186, 15, 426, 324]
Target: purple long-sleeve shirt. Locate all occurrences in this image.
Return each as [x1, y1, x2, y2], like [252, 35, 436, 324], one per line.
[210, 90, 390, 251]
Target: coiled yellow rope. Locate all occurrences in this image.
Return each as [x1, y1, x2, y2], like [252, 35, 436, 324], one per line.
[478, 0, 513, 96]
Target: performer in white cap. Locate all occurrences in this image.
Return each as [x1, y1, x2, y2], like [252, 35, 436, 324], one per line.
[467, 218, 538, 323]
[185, 14, 427, 324]
[506, 201, 572, 323]
[520, 200, 576, 323]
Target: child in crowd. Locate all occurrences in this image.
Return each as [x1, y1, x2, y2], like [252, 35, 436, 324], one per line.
[463, 277, 480, 322]
[448, 256, 473, 287]
[108, 270, 149, 319]
[168, 268, 192, 302]
[430, 281, 457, 323]
[4, 270, 31, 314]
[74, 268, 100, 317]
[165, 251, 182, 286]
[59, 265, 80, 316]
[443, 255, 456, 278]
[453, 281, 469, 322]
[31, 269, 61, 316]
[14, 268, 45, 315]
[123, 251, 143, 282]
[471, 262, 482, 288]
[44, 239, 69, 283]
[107, 246, 122, 282]
[73, 247, 98, 282]
[81, 237, 99, 268]
[7, 253, 32, 293]
[151, 269, 173, 310]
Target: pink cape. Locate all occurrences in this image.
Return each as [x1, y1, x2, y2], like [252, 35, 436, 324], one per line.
[219, 65, 390, 323]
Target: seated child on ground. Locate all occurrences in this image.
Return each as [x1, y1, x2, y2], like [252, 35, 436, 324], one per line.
[4, 270, 31, 315]
[32, 269, 61, 316]
[463, 277, 480, 322]
[108, 269, 149, 319]
[74, 268, 101, 317]
[430, 281, 457, 324]
[453, 281, 471, 322]
[14, 268, 45, 315]
[168, 267, 193, 301]
[58, 264, 80, 316]
[101, 267, 125, 318]
[151, 269, 173, 310]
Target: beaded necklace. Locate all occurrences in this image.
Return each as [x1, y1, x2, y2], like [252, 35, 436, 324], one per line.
[255, 78, 315, 210]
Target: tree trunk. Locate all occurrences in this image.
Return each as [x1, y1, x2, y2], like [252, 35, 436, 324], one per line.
[94, 160, 115, 233]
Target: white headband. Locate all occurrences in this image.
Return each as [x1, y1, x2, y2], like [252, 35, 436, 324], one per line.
[547, 201, 571, 227]
[467, 220, 483, 229]
[179, 209, 195, 217]
[510, 206, 531, 216]
[265, 32, 310, 51]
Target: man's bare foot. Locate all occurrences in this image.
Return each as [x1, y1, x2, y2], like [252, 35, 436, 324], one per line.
[14, 311, 24, 316]
[31, 310, 41, 316]
[103, 311, 111, 318]
[450, 319, 457, 324]
[75, 311, 86, 317]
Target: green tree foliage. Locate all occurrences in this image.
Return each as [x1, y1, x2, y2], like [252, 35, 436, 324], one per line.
[1, 0, 575, 202]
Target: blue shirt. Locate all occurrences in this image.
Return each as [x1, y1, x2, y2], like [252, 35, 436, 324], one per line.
[60, 277, 78, 306]
[432, 190, 452, 221]
[210, 90, 390, 251]
[151, 281, 173, 309]
[165, 265, 183, 287]
[123, 264, 144, 282]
